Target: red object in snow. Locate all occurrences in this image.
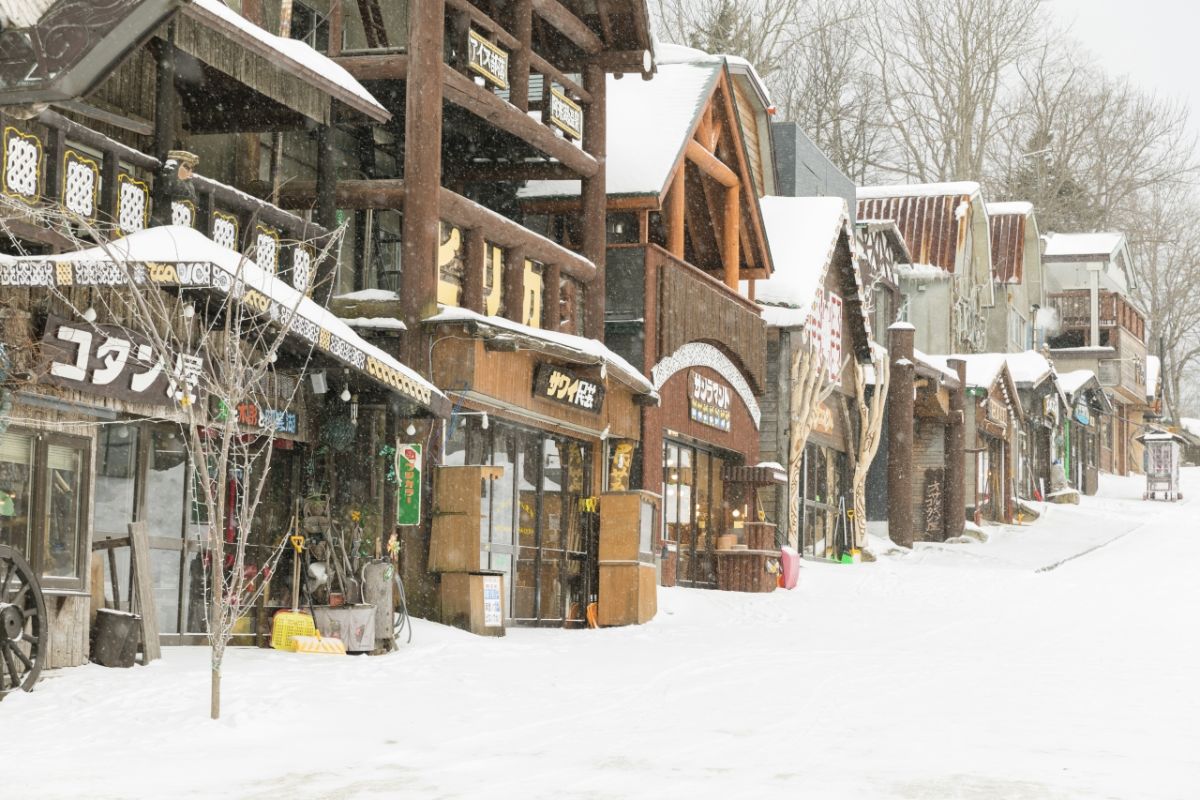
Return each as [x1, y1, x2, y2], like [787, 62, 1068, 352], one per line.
[779, 546, 800, 590]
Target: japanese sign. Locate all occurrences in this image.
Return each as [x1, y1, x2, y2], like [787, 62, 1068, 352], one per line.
[210, 398, 298, 435]
[1074, 402, 1091, 426]
[395, 443, 423, 526]
[482, 574, 502, 627]
[547, 87, 583, 140]
[533, 363, 604, 413]
[39, 315, 202, 407]
[467, 29, 508, 90]
[688, 370, 732, 432]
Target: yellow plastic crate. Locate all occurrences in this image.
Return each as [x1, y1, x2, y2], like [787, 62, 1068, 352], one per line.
[270, 609, 317, 651]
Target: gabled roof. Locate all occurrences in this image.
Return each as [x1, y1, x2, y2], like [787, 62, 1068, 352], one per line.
[1057, 369, 1115, 414]
[921, 352, 1026, 419]
[987, 201, 1038, 284]
[1042, 232, 1125, 259]
[856, 182, 985, 274]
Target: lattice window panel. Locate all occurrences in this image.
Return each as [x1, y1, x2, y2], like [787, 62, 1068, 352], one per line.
[172, 200, 194, 228]
[117, 174, 149, 235]
[3, 126, 41, 203]
[292, 246, 312, 294]
[255, 226, 279, 274]
[211, 212, 239, 250]
[62, 149, 99, 219]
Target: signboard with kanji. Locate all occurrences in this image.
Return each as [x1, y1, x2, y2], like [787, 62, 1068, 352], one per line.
[39, 314, 202, 406]
[395, 443, 423, 526]
[533, 363, 604, 413]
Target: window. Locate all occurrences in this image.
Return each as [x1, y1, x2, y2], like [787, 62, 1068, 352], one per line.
[0, 429, 90, 591]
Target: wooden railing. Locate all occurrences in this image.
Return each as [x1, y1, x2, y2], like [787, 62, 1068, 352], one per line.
[1047, 290, 1145, 342]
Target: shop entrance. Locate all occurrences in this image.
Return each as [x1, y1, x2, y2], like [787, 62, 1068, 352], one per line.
[663, 439, 742, 588]
[446, 418, 593, 626]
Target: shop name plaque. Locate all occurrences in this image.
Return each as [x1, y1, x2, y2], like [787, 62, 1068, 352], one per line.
[467, 29, 508, 90]
[547, 87, 583, 140]
[689, 370, 732, 432]
[534, 363, 604, 412]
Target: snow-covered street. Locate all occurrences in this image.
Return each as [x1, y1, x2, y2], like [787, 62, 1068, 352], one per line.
[7, 470, 1199, 800]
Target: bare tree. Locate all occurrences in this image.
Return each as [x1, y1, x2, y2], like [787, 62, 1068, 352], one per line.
[6, 200, 341, 719]
[651, 0, 807, 77]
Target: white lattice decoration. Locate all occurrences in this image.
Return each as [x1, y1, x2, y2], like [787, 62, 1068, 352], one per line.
[63, 151, 97, 218]
[212, 213, 238, 250]
[117, 175, 148, 234]
[651, 341, 761, 428]
[3, 127, 40, 201]
[172, 201, 193, 228]
[292, 247, 311, 293]
[255, 228, 279, 274]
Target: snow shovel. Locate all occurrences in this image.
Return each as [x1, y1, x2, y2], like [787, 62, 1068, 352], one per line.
[270, 527, 319, 651]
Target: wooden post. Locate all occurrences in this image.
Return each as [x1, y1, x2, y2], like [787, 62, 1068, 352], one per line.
[463, 226, 486, 313]
[402, 0, 446, 365]
[542, 262, 562, 331]
[328, 0, 343, 56]
[722, 184, 739, 290]
[152, 23, 177, 163]
[127, 521, 161, 664]
[510, 0, 533, 111]
[581, 63, 607, 340]
[945, 358, 967, 541]
[886, 323, 916, 548]
[666, 166, 685, 259]
[503, 245, 526, 323]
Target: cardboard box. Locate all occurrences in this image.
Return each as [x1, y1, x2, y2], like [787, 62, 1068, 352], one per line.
[598, 561, 657, 626]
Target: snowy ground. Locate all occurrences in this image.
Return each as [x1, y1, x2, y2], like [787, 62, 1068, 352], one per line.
[6, 470, 1199, 799]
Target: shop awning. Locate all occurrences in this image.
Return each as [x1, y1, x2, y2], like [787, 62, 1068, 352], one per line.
[0, 226, 448, 416]
[424, 306, 660, 403]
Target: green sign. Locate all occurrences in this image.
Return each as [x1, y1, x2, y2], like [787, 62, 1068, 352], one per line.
[395, 443, 423, 525]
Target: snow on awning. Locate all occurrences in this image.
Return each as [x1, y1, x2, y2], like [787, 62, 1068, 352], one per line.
[1, 226, 446, 415]
[423, 306, 658, 400]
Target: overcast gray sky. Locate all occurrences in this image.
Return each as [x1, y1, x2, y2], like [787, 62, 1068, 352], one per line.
[1048, 0, 1197, 128]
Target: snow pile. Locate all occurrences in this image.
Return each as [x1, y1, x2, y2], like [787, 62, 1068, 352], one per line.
[333, 289, 400, 302]
[986, 201, 1034, 217]
[341, 317, 406, 331]
[857, 180, 981, 199]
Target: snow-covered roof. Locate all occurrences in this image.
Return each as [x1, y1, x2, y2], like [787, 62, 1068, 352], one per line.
[12, 226, 443, 410]
[751, 196, 849, 320]
[1146, 355, 1161, 400]
[334, 289, 399, 302]
[1003, 351, 1055, 386]
[857, 181, 982, 200]
[342, 317, 407, 331]
[423, 306, 656, 398]
[186, 0, 389, 122]
[921, 353, 1010, 391]
[1056, 369, 1098, 397]
[912, 349, 962, 385]
[986, 201, 1034, 217]
[520, 60, 720, 199]
[896, 262, 950, 279]
[1042, 232, 1125, 258]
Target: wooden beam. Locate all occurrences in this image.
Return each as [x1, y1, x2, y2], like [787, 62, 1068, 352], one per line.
[531, 0, 603, 54]
[461, 161, 577, 182]
[723, 185, 739, 290]
[530, 51, 592, 104]
[685, 139, 737, 188]
[463, 226, 487, 313]
[518, 194, 655, 214]
[441, 64, 598, 177]
[510, 0, 533, 111]
[446, 0, 521, 49]
[580, 63, 607, 340]
[589, 50, 650, 74]
[542, 262, 562, 330]
[503, 244, 527, 323]
[335, 54, 408, 81]
[327, 0, 343, 57]
[402, 0, 446, 347]
[638, 209, 650, 244]
[666, 165, 685, 259]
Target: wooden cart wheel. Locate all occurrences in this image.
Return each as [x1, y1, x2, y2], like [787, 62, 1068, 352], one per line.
[0, 545, 48, 697]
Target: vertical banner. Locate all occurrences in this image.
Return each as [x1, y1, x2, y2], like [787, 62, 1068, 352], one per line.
[395, 442, 423, 525]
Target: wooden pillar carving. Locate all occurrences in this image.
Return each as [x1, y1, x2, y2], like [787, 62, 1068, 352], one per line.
[542, 263, 562, 331]
[722, 184, 739, 290]
[581, 63, 607, 340]
[463, 227, 486, 313]
[510, 0, 533, 112]
[886, 322, 916, 548]
[666, 166, 685, 259]
[503, 245, 526, 324]
[401, 0, 446, 364]
[945, 358, 967, 541]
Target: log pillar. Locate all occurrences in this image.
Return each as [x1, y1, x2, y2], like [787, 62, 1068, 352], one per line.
[503, 245, 526, 324]
[509, 0, 533, 112]
[152, 23, 177, 165]
[401, 0, 445, 369]
[542, 263, 562, 331]
[945, 358, 967, 541]
[462, 226, 487, 313]
[666, 166, 685, 259]
[722, 184, 739, 290]
[886, 322, 916, 548]
[581, 63, 607, 340]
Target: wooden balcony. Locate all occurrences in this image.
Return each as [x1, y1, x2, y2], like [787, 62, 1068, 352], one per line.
[1047, 290, 1146, 342]
[0, 110, 329, 285]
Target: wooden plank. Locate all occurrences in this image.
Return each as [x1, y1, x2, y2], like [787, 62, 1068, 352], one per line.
[128, 521, 162, 663]
[531, 0, 603, 54]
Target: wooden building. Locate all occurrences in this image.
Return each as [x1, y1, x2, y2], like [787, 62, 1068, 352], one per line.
[1057, 370, 1113, 495]
[985, 202, 1045, 353]
[520, 46, 774, 589]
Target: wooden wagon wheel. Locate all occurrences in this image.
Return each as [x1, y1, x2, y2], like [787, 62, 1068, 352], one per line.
[0, 545, 48, 697]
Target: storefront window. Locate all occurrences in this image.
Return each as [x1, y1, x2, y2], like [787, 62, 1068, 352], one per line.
[0, 430, 89, 589]
[94, 424, 138, 537]
[664, 439, 731, 587]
